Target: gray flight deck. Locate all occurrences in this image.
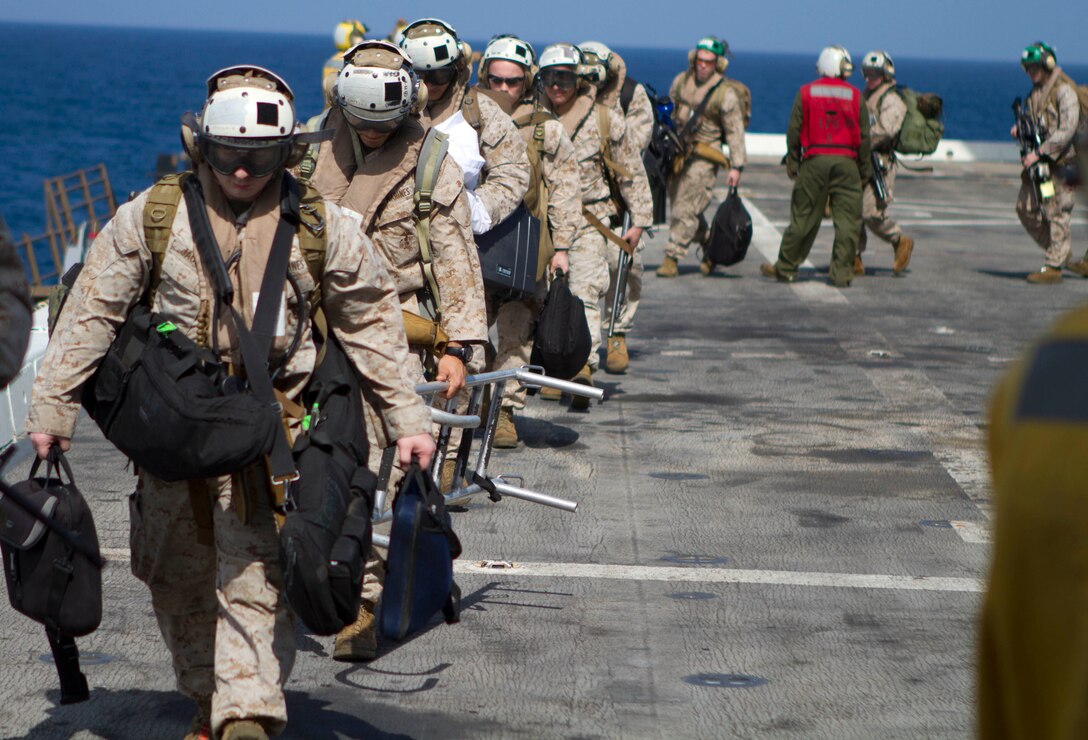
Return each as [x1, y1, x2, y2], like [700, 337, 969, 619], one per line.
[3, 158, 1087, 738]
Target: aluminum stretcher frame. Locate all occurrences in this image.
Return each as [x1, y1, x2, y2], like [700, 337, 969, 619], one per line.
[369, 367, 604, 548]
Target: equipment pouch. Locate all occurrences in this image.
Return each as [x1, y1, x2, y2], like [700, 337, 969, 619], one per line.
[401, 310, 449, 356]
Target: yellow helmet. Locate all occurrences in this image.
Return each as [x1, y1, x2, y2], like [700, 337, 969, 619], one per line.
[333, 20, 367, 52]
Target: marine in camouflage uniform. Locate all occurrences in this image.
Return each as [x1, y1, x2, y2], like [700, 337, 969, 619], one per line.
[857, 50, 914, 276]
[582, 42, 654, 374]
[538, 43, 653, 398]
[477, 35, 583, 446]
[403, 18, 530, 231]
[1014, 42, 1081, 284]
[27, 67, 432, 740]
[659, 38, 747, 278]
[306, 41, 487, 661]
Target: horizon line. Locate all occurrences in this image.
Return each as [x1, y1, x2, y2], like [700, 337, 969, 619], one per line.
[2, 18, 1084, 66]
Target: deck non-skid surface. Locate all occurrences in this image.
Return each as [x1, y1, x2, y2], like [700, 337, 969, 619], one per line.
[2, 160, 1085, 738]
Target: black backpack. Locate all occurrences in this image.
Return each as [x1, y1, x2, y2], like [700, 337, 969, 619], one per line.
[704, 187, 753, 268]
[379, 464, 461, 641]
[530, 270, 591, 381]
[278, 334, 375, 636]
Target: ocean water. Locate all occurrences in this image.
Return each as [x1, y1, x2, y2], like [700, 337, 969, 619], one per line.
[2, 22, 1086, 251]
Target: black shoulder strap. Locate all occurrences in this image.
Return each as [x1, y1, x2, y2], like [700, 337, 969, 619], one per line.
[680, 79, 725, 145]
[620, 77, 638, 115]
[181, 176, 298, 484]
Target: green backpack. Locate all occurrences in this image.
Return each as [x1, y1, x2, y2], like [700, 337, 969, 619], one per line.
[881, 85, 944, 156]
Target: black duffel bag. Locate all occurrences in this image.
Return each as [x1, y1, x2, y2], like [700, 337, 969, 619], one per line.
[704, 186, 753, 268]
[530, 270, 591, 381]
[0, 451, 102, 637]
[80, 306, 281, 482]
[279, 334, 374, 636]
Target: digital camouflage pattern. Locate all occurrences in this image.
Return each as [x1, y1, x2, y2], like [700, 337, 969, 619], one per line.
[860, 81, 908, 254]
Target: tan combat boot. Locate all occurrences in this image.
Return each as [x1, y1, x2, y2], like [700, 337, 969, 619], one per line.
[699, 257, 714, 275]
[184, 707, 211, 740]
[605, 336, 629, 374]
[1026, 266, 1062, 284]
[439, 459, 458, 491]
[892, 235, 914, 275]
[493, 407, 519, 448]
[1067, 259, 1088, 277]
[334, 600, 377, 661]
[853, 255, 865, 275]
[656, 256, 679, 277]
[570, 365, 595, 411]
[220, 720, 267, 740]
[539, 385, 562, 401]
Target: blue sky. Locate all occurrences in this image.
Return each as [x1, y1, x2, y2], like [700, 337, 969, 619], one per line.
[2, 0, 1087, 63]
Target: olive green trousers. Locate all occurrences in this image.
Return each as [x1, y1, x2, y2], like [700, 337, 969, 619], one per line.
[775, 155, 863, 285]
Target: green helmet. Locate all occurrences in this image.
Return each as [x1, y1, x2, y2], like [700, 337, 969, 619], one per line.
[696, 37, 727, 58]
[1021, 42, 1056, 69]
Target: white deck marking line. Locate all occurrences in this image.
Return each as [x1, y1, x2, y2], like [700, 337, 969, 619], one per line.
[768, 219, 1088, 229]
[745, 197, 994, 535]
[457, 561, 983, 593]
[950, 520, 992, 544]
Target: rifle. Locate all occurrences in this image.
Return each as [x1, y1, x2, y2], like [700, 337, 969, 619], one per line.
[1012, 97, 1056, 206]
[870, 151, 889, 208]
[607, 212, 633, 339]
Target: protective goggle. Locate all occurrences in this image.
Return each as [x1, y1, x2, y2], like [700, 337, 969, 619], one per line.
[487, 73, 526, 89]
[419, 67, 457, 86]
[540, 69, 577, 91]
[199, 138, 293, 178]
[342, 108, 404, 134]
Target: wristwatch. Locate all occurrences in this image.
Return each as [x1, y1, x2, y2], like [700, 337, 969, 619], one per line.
[444, 345, 474, 363]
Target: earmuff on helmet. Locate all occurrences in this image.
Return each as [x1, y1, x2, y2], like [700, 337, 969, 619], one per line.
[1022, 41, 1057, 71]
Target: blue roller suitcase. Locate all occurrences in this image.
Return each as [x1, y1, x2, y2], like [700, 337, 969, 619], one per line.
[379, 464, 462, 641]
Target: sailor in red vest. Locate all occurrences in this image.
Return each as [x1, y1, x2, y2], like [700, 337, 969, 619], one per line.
[761, 46, 872, 287]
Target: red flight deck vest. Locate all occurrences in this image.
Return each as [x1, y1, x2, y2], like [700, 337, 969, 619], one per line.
[799, 77, 862, 160]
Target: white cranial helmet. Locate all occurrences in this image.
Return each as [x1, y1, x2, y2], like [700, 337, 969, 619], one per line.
[200, 65, 297, 140]
[399, 18, 462, 70]
[482, 34, 536, 70]
[335, 41, 419, 123]
[816, 45, 854, 79]
[578, 40, 611, 85]
[539, 43, 582, 70]
[861, 49, 895, 78]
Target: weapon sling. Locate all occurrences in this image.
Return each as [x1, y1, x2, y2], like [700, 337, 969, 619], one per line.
[181, 176, 298, 489]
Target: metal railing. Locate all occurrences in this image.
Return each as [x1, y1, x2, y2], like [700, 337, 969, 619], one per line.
[369, 367, 603, 547]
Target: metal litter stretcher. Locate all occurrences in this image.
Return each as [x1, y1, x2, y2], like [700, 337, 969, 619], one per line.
[369, 367, 603, 547]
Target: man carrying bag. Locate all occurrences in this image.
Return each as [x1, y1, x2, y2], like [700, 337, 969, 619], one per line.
[26, 65, 435, 740]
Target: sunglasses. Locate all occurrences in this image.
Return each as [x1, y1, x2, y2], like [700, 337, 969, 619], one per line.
[420, 67, 457, 86]
[342, 109, 403, 134]
[540, 69, 577, 91]
[487, 73, 526, 89]
[200, 139, 292, 178]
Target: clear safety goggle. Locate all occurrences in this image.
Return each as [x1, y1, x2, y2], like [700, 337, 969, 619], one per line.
[200, 138, 293, 178]
[341, 108, 404, 134]
[540, 69, 577, 91]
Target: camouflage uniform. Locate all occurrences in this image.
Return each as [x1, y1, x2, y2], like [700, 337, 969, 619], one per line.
[596, 53, 654, 337]
[542, 92, 653, 372]
[308, 109, 487, 607]
[665, 68, 748, 262]
[26, 168, 430, 737]
[1016, 70, 1079, 268]
[423, 66, 530, 228]
[859, 81, 908, 255]
[489, 99, 582, 410]
[0, 214, 32, 389]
